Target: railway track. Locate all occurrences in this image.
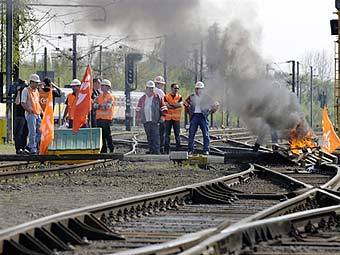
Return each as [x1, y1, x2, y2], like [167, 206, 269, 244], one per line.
[180, 188, 340, 255]
[0, 134, 138, 182]
[1, 128, 340, 255]
[2, 163, 338, 255]
[268, 163, 340, 189]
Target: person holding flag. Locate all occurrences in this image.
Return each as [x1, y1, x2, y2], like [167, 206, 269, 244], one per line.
[39, 88, 54, 155]
[72, 65, 92, 133]
[62, 79, 82, 128]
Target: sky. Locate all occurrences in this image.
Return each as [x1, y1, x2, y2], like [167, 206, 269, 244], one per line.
[34, 0, 337, 66]
[255, 0, 335, 62]
[202, 0, 335, 63]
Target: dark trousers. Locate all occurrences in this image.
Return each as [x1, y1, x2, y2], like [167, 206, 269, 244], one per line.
[188, 113, 210, 153]
[144, 122, 160, 154]
[159, 121, 165, 151]
[68, 120, 88, 129]
[90, 110, 97, 127]
[165, 120, 181, 152]
[14, 116, 28, 153]
[97, 119, 114, 153]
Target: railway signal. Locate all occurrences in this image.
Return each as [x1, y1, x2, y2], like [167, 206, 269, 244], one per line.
[125, 53, 142, 131]
[331, 0, 340, 133]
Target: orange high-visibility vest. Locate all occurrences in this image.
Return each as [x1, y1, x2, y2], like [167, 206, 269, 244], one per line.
[164, 93, 182, 121]
[95, 93, 115, 120]
[28, 87, 42, 115]
[67, 93, 77, 120]
[39, 89, 49, 111]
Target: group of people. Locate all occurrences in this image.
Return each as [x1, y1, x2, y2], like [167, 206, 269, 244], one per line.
[62, 77, 116, 154]
[136, 76, 219, 155]
[13, 73, 218, 156]
[14, 74, 61, 154]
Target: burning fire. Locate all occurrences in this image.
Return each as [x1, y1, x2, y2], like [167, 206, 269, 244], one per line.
[289, 127, 318, 155]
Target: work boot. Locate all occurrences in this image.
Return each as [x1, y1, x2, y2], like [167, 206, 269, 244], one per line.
[16, 149, 24, 155]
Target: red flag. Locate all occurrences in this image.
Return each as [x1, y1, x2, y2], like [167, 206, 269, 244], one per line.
[322, 107, 340, 153]
[72, 65, 93, 133]
[39, 89, 54, 155]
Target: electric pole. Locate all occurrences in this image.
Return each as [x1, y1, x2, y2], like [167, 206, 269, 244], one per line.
[44, 47, 48, 78]
[200, 40, 203, 81]
[310, 66, 313, 127]
[64, 33, 85, 79]
[1, 2, 4, 74]
[194, 49, 198, 83]
[296, 61, 300, 97]
[163, 35, 167, 92]
[290, 60, 296, 93]
[6, 0, 13, 142]
[13, 5, 19, 83]
[99, 45, 102, 77]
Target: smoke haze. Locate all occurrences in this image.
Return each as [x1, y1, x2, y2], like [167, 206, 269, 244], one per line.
[206, 20, 308, 140]
[70, 0, 309, 140]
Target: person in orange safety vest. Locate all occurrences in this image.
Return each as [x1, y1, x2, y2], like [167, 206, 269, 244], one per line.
[94, 79, 116, 153]
[62, 79, 81, 128]
[164, 83, 183, 154]
[21, 74, 43, 154]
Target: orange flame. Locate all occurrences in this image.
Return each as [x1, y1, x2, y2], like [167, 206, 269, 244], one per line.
[289, 128, 317, 155]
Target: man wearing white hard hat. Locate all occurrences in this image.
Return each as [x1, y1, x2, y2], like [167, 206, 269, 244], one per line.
[154, 75, 166, 153]
[184, 81, 219, 155]
[136, 80, 167, 154]
[93, 79, 116, 153]
[21, 74, 43, 154]
[62, 79, 81, 128]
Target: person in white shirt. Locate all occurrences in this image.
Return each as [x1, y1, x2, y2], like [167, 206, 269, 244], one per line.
[154, 75, 166, 153]
[136, 80, 167, 154]
[184, 81, 219, 155]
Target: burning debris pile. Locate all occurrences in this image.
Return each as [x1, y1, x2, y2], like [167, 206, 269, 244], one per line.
[288, 122, 318, 155]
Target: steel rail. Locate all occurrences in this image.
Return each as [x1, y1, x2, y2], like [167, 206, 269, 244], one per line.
[105, 165, 340, 255]
[106, 166, 340, 255]
[111, 188, 340, 255]
[0, 165, 255, 254]
[1, 163, 315, 255]
[179, 189, 340, 255]
[320, 163, 340, 190]
[0, 139, 136, 182]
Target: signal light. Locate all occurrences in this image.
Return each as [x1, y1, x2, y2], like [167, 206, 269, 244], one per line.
[126, 56, 134, 85]
[331, 19, 338, 35]
[336, 0, 340, 10]
[125, 53, 142, 89]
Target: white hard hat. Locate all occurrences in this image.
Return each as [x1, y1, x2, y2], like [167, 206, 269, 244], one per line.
[154, 75, 165, 84]
[70, 79, 81, 86]
[101, 79, 111, 87]
[29, 74, 41, 83]
[146, 80, 155, 88]
[195, 81, 205, 89]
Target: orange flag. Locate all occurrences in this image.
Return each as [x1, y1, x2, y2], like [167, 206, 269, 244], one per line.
[72, 65, 93, 133]
[39, 89, 54, 155]
[322, 107, 340, 153]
